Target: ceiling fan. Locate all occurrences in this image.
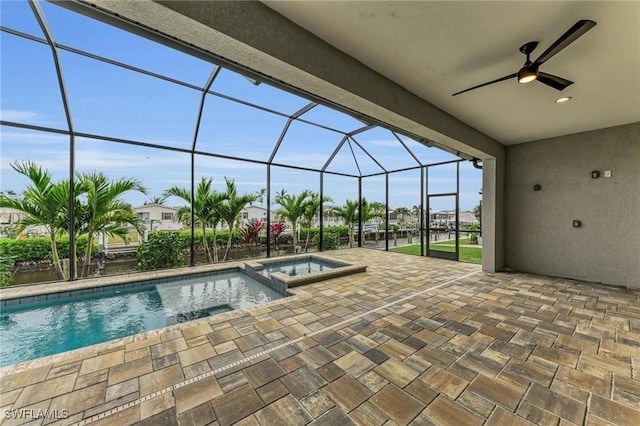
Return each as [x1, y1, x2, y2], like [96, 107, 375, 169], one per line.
[452, 19, 597, 96]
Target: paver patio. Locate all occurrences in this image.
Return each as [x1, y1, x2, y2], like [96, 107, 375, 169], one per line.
[1, 249, 639, 425]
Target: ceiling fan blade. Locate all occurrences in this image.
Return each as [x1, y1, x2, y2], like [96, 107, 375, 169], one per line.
[452, 73, 517, 96]
[533, 19, 597, 66]
[537, 72, 574, 91]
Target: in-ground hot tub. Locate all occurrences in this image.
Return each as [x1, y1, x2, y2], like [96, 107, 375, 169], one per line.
[242, 254, 366, 293]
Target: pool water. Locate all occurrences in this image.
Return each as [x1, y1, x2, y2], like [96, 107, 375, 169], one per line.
[0, 271, 284, 367]
[260, 258, 336, 278]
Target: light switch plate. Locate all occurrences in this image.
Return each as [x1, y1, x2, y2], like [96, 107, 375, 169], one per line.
[604, 170, 612, 178]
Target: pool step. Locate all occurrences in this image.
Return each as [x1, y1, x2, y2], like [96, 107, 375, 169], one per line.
[167, 304, 233, 324]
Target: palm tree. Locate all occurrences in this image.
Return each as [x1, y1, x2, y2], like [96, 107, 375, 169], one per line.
[363, 200, 386, 243]
[332, 199, 359, 248]
[164, 177, 223, 263]
[144, 195, 167, 205]
[275, 189, 312, 250]
[365, 201, 386, 224]
[217, 177, 259, 261]
[300, 192, 333, 252]
[394, 207, 411, 235]
[411, 205, 422, 224]
[395, 207, 410, 226]
[0, 161, 72, 279]
[77, 172, 147, 278]
[251, 188, 267, 206]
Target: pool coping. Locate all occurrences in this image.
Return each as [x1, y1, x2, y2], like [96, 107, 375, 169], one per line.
[0, 259, 267, 306]
[0, 277, 313, 376]
[0, 254, 365, 374]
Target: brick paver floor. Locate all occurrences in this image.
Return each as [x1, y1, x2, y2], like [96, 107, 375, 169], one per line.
[1, 249, 639, 425]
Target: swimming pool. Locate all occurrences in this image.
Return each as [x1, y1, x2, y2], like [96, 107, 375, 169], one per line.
[0, 270, 285, 367]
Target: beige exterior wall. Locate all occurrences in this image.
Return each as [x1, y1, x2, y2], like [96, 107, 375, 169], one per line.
[134, 204, 182, 231]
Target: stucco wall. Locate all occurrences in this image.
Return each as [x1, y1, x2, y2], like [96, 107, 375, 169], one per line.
[505, 122, 640, 287]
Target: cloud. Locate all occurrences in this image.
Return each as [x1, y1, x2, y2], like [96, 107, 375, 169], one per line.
[0, 109, 64, 127]
[1, 109, 42, 122]
[0, 130, 69, 144]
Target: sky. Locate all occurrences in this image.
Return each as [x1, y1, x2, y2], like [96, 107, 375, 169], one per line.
[0, 0, 482, 212]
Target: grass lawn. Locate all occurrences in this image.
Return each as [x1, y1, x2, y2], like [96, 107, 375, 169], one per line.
[391, 243, 482, 264]
[108, 231, 141, 245]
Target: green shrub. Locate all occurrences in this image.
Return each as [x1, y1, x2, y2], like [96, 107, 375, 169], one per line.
[313, 230, 340, 251]
[137, 232, 184, 271]
[466, 223, 480, 244]
[0, 236, 93, 263]
[0, 252, 16, 287]
[173, 229, 239, 249]
[301, 226, 349, 241]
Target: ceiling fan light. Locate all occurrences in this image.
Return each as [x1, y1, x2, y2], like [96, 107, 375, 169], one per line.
[517, 67, 537, 84]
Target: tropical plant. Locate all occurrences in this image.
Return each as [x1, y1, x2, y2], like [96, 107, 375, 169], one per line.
[313, 230, 340, 251]
[144, 195, 167, 205]
[395, 207, 410, 226]
[0, 252, 16, 287]
[332, 199, 359, 248]
[269, 222, 286, 251]
[164, 177, 225, 263]
[275, 189, 312, 250]
[0, 236, 93, 263]
[300, 192, 332, 252]
[239, 219, 263, 247]
[137, 232, 184, 271]
[0, 161, 75, 279]
[251, 188, 267, 205]
[467, 222, 480, 244]
[217, 178, 260, 261]
[76, 172, 146, 277]
[366, 200, 388, 242]
[473, 201, 481, 221]
[364, 200, 386, 224]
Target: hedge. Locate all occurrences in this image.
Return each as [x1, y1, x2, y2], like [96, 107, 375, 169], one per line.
[0, 236, 94, 263]
[0, 226, 353, 263]
[300, 226, 349, 240]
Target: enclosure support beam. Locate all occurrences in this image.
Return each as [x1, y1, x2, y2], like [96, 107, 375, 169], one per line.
[266, 164, 272, 258]
[385, 173, 389, 252]
[357, 177, 362, 248]
[30, 0, 77, 280]
[319, 172, 324, 252]
[420, 166, 425, 257]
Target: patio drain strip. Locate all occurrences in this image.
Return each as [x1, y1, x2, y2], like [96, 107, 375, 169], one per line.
[73, 269, 480, 425]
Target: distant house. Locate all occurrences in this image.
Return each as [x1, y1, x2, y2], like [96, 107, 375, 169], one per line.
[0, 207, 24, 225]
[429, 210, 478, 227]
[240, 206, 267, 227]
[0, 207, 47, 236]
[133, 204, 182, 231]
[458, 212, 478, 226]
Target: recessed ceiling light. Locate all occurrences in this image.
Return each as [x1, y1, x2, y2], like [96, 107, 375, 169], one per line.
[555, 96, 572, 103]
